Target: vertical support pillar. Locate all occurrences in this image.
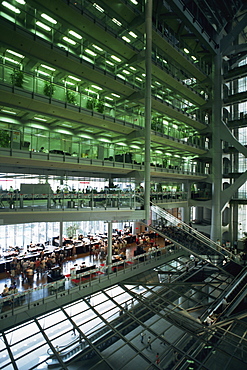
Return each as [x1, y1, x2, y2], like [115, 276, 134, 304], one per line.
[107, 221, 112, 266]
[232, 202, 238, 246]
[144, 0, 152, 223]
[59, 221, 63, 247]
[182, 181, 190, 224]
[211, 51, 223, 241]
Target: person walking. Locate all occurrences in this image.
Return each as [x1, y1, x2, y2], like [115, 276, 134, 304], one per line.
[156, 353, 160, 365]
[147, 336, 152, 349]
[140, 331, 146, 343]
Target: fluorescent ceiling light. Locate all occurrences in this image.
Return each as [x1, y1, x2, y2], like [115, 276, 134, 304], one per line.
[130, 0, 138, 4]
[6, 49, 24, 58]
[93, 3, 104, 12]
[130, 144, 141, 149]
[63, 80, 75, 86]
[41, 13, 57, 24]
[2, 1, 20, 13]
[111, 55, 121, 62]
[122, 69, 130, 75]
[112, 18, 122, 26]
[68, 75, 81, 82]
[68, 30, 82, 39]
[163, 120, 168, 125]
[184, 48, 190, 54]
[122, 36, 131, 43]
[116, 74, 125, 80]
[111, 93, 120, 98]
[116, 142, 127, 146]
[174, 154, 180, 158]
[35, 69, 50, 76]
[85, 89, 97, 94]
[85, 49, 97, 56]
[155, 150, 163, 154]
[36, 21, 51, 31]
[156, 95, 162, 99]
[82, 55, 94, 64]
[98, 137, 111, 143]
[129, 66, 136, 71]
[33, 117, 47, 122]
[15, 0, 25, 4]
[163, 59, 168, 64]
[62, 36, 76, 45]
[173, 124, 178, 129]
[40, 64, 55, 71]
[1, 109, 17, 114]
[4, 57, 20, 64]
[129, 31, 137, 38]
[106, 60, 114, 66]
[105, 97, 113, 101]
[55, 129, 73, 135]
[136, 77, 142, 82]
[142, 73, 146, 77]
[92, 44, 103, 52]
[191, 55, 197, 61]
[155, 81, 161, 85]
[91, 85, 103, 90]
[165, 153, 172, 156]
[78, 133, 93, 139]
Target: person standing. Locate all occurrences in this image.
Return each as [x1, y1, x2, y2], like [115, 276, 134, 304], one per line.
[140, 331, 146, 343]
[147, 336, 152, 349]
[156, 353, 160, 365]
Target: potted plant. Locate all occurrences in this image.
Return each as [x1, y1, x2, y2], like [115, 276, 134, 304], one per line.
[86, 98, 96, 110]
[44, 81, 54, 97]
[66, 90, 76, 104]
[11, 70, 24, 88]
[0, 130, 10, 148]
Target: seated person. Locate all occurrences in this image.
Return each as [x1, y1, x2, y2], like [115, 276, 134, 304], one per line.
[1, 284, 9, 297]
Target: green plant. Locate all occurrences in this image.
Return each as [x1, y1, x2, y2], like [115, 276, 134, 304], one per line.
[66, 223, 79, 238]
[66, 90, 76, 104]
[11, 70, 24, 88]
[86, 98, 96, 110]
[96, 100, 104, 113]
[44, 81, 54, 97]
[0, 130, 10, 148]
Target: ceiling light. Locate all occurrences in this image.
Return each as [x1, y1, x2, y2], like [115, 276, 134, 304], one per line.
[85, 89, 97, 94]
[81, 55, 94, 64]
[36, 21, 51, 31]
[116, 74, 125, 80]
[68, 75, 81, 82]
[129, 31, 137, 38]
[35, 69, 50, 76]
[78, 133, 93, 139]
[2, 1, 21, 13]
[4, 57, 20, 64]
[136, 77, 142, 82]
[33, 117, 47, 122]
[93, 3, 104, 12]
[112, 18, 122, 26]
[106, 60, 114, 66]
[130, 144, 141, 149]
[122, 36, 131, 43]
[68, 30, 82, 39]
[6, 49, 24, 58]
[98, 137, 111, 143]
[184, 48, 190, 54]
[85, 49, 97, 56]
[115, 142, 127, 146]
[122, 69, 130, 75]
[191, 55, 197, 61]
[1, 109, 17, 114]
[111, 55, 122, 62]
[130, 0, 138, 4]
[142, 73, 146, 77]
[62, 36, 76, 45]
[55, 129, 73, 135]
[91, 85, 103, 90]
[111, 93, 120, 98]
[129, 66, 136, 71]
[40, 64, 56, 71]
[105, 97, 113, 101]
[63, 80, 75, 86]
[92, 44, 103, 51]
[41, 13, 57, 24]
[15, 0, 25, 4]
